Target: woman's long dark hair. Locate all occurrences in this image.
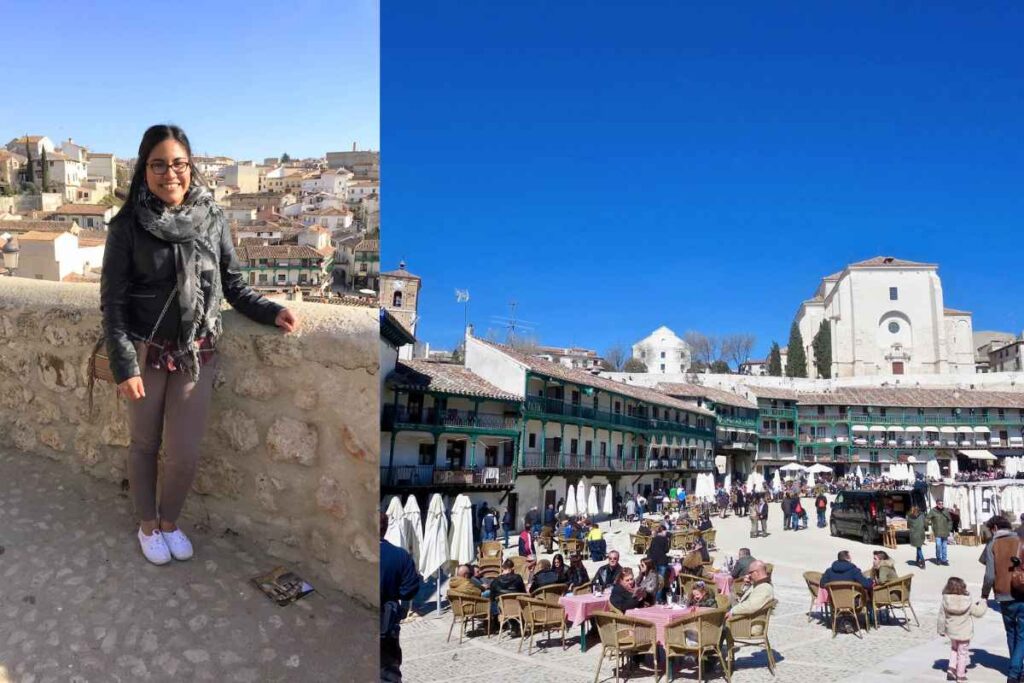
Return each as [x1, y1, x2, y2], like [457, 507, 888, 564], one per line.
[110, 124, 204, 227]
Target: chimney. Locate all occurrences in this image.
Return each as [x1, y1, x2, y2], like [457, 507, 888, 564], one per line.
[352, 142, 357, 152]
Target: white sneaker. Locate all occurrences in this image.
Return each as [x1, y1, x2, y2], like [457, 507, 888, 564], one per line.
[162, 528, 194, 561]
[138, 528, 172, 565]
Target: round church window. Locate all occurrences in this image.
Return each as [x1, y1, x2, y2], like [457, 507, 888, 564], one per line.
[888, 321, 900, 334]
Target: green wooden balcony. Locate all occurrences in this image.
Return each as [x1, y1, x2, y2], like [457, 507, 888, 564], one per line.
[525, 396, 714, 438]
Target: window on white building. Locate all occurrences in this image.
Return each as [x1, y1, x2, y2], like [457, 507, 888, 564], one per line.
[888, 321, 900, 334]
[889, 287, 898, 300]
[660, 364, 665, 372]
[660, 351, 666, 358]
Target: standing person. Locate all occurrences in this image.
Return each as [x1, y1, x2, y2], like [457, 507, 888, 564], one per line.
[481, 507, 497, 541]
[815, 491, 828, 528]
[735, 488, 746, 517]
[501, 507, 513, 549]
[517, 528, 534, 558]
[102, 124, 299, 565]
[984, 515, 1024, 681]
[543, 503, 556, 528]
[909, 506, 928, 569]
[980, 518, 998, 599]
[646, 525, 670, 602]
[380, 513, 422, 683]
[792, 497, 806, 531]
[781, 494, 793, 531]
[626, 496, 637, 522]
[749, 495, 761, 539]
[937, 576, 987, 683]
[758, 496, 769, 537]
[929, 500, 954, 566]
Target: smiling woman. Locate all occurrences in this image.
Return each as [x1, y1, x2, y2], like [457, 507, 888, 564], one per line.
[100, 123, 300, 565]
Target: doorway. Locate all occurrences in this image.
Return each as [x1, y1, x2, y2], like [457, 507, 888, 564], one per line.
[892, 362, 904, 375]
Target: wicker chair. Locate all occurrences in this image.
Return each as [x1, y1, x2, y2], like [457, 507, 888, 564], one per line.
[531, 583, 569, 604]
[872, 575, 918, 630]
[715, 593, 731, 611]
[511, 556, 530, 584]
[477, 564, 500, 581]
[518, 596, 568, 655]
[591, 611, 659, 683]
[631, 534, 652, 554]
[563, 538, 585, 556]
[447, 590, 493, 644]
[725, 598, 778, 675]
[479, 541, 504, 560]
[763, 563, 774, 583]
[677, 573, 712, 598]
[537, 527, 555, 554]
[572, 581, 593, 595]
[701, 528, 717, 549]
[665, 608, 731, 683]
[670, 533, 690, 552]
[497, 592, 528, 641]
[826, 581, 871, 638]
[802, 571, 827, 623]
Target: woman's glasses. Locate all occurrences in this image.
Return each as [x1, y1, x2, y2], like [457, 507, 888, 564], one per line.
[148, 159, 190, 175]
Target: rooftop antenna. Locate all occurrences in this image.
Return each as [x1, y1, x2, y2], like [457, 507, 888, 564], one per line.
[490, 299, 536, 345]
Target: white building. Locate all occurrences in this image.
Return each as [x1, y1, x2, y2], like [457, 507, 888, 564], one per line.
[632, 326, 692, 374]
[300, 206, 353, 230]
[223, 207, 257, 225]
[345, 179, 379, 203]
[87, 152, 117, 188]
[5, 136, 54, 156]
[42, 151, 88, 197]
[533, 346, 604, 371]
[795, 256, 976, 378]
[223, 164, 261, 193]
[14, 231, 81, 281]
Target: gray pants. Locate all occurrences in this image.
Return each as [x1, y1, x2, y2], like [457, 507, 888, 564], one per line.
[750, 514, 759, 537]
[126, 349, 218, 523]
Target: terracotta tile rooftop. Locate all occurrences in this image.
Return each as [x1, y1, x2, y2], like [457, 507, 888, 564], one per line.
[51, 204, 109, 216]
[0, 220, 79, 234]
[380, 266, 421, 280]
[944, 308, 972, 316]
[848, 256, 936, 269]
[235, 245, 325, 260]
[654, 382, 758, 409]
[746, 385, 801, 401]
[17, 231, 68, 242]
[355, 239, 379, 252]
[389, 360, 522, 402]
[476, 338, 715, 416]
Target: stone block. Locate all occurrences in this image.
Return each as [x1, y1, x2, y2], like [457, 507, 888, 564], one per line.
[293, 388, 318, 411]
[37, 353, 78, 392]
[315, 476, 348, 518]
[216, 409, 260, 452]
[11, 419, 37, 452]
[39, 426, 65, 452]
[266, 418, 317, 467]
[232, 369, 277, 400]
[254, 335, 303, 367]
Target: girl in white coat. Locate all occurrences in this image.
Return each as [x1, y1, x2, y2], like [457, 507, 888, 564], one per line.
[937, 576, 987, 682]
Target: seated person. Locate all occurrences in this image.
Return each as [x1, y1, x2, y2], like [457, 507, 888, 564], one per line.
[488, 559, 527, 616]
[587, 524, 604, 542]
[636, 523, 653, 538]
[524, 555, 538, 586]
[449, 564, 484, 595]
[565, 553, 590, 589]
[697, 515, 713, 532]
[594, 551, 624, 590]
[870, 550, 898, 584]
[610, 567, 644, 612]
[529, 559, 561, 593]
[637, 558, 660, 606]
[685, 580, 718, 609]
[727, 561, 774, 618]
[551, 553, 568, 583]
[693, 535, 711, 564]
[561, 518, 577, 540]
[588, 535, 608, 562]
[821, 550, 872, 591]
[730, 548, 756, 580]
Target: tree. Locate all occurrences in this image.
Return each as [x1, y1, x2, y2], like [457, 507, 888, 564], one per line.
[603, 344, 629, 371]
[722, 333, 756, 371]
[622, 358, 648, 373]
[40, 147, 50, 192]
[451, 341, 465, 364]
[23, 137, 34, 190]
[785, 322, 808, 378]
[812, 319, 832, 379]
[710, 360, 732, 374]
[281, 152, 291, 163]
[684, 331, 720, 367]
[767, 342, 783, 376]
[508, 334, 541, 355]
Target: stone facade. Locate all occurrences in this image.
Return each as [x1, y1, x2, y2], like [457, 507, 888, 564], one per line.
[0, 277, 379, 606]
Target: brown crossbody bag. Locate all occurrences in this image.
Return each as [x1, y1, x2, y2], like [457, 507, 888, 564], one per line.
[87, 285, 178, 415]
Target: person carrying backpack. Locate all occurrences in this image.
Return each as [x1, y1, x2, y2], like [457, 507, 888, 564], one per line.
[815, 492, 828, 528]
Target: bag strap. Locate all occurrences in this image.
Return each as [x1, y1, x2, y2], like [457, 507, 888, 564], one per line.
[146, 284, 179, 345]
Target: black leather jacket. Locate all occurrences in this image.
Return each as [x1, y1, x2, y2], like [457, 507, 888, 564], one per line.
[100, 212, 283, 383]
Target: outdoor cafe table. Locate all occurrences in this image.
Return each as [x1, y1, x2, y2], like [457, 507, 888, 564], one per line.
[712, 572, 733, 595]
[559, 591, 611, 651]
[627, 604, 713, 646]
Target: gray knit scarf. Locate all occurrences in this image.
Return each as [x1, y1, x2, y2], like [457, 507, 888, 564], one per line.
[134, 184, 223, 381]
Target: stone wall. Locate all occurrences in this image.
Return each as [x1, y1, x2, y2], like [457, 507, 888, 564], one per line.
[0, 277, 380, 606]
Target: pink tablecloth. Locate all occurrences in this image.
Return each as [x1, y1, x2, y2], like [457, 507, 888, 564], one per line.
[712, 572, 733, 595]
[627, 605, 711, 645]
[559, 593, 612, 628]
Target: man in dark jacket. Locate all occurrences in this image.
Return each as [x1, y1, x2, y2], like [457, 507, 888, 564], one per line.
[489, 559, 527, 619]
[380, 513, 422, 683]
[730, 548, 756, 580]
[524, 506, 540, 536]
[984, 515, 1024, 681]
[928, 500, 953, 566]
[529, 559, 561, 592]
[821, 550, 872, 591]
[543, 504, 556, 527]
[781, 494, 793, 530]
[646, 526, 671, 601]
[814, 493, 828, 528]
[501, 508, 513, 548]
[609, 568, 643, 612]
[757, 497, 769, 537]
[594, 550, 624, 590]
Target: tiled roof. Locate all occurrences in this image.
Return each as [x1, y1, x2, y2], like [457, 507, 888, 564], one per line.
[654, 383, 758, 409]
[18, 231, 68, 242]
[51, 204, 109, 216]
[355, 239, 379, 252]
[380, 267, 421, 280]
[745, 385, 800, 401]
[77, 229, 108, 247]
[9, 136, 46, 143]
[389, 361, 521, 401]
[306, 207, 352, 216]
[0, 219, 79, 234]
[88, 152, 113, 158]
[236, 245, 325, 260]
[797, 387, 1024, 409]
[848, 256, 936, 269]
[303, 295, 379, 309]
[944, 307, 972, 316]
[476, 338, 714, 416]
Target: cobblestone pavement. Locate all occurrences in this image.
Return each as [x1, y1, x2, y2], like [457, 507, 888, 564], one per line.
[401, 506, 1012, 682]
[0, 452, 374, 683]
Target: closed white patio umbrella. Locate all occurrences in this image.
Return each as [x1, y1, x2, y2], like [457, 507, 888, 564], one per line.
[949, 457, 959, 479]
[403, 495, 424, 564]
[772, 470, 783, 492]
[588, 486, 600, 521]
[384, 495, 406, 549]
[807, 471, 816, 489]
[449, 494, 475, 565]
[926, 458, 941, 480]
[565, 484, 578, 517]
[602, 484, 614, 521]
[576, 478, 589, 517]
[420, 493, 450, 616]
[855, 465, 864, 480]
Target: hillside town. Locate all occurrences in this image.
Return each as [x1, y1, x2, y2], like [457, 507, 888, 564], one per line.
[0, 134, 379, 299]
[379, 255, 1024, 519]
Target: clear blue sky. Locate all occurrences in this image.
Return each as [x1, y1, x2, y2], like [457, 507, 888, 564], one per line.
[1, 0, 378, 160]
[383, 1, 1024, 360]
